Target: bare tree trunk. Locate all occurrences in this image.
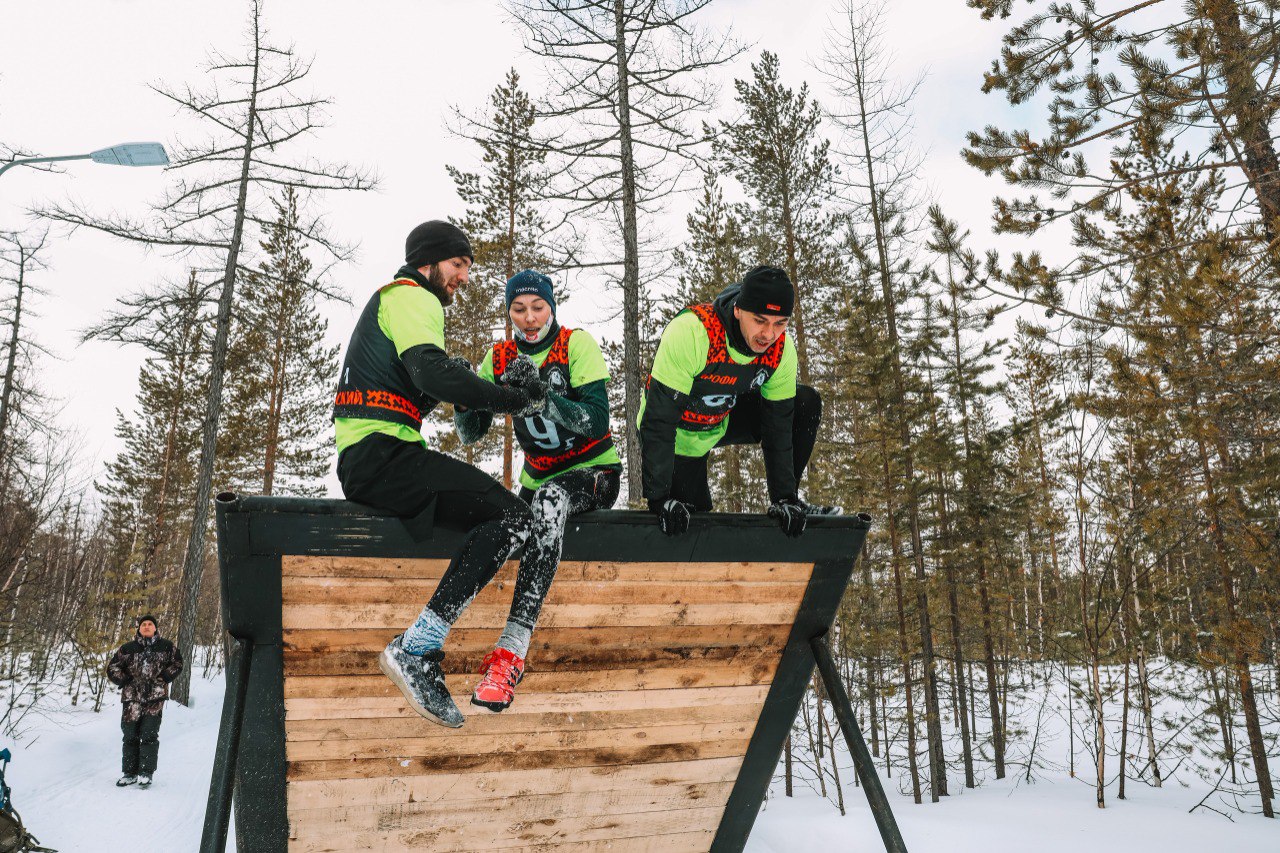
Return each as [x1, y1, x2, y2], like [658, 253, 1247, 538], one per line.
[170, 12, 262, 707]
[1206, 665, 1238, 784]
[0, 244, 24, 450]
[1194, 430, 1274, 816]
[859, 93, 945, 802]
[613, 0, 643, 505]
[875, 399, 921, 803]
[503, 191, 516, 491]
[1118, 646, 1131, 800]
[977, 553, 1005, 779]
[1125, 444, 1161, 788]
[777, 194, 810, 384]
[936, 471, 975, 788]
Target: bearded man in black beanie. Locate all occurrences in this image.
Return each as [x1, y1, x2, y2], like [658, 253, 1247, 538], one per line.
[637, 265, 839, 538]
[107, 615, 183, 788]
[333, 220, 548, 727]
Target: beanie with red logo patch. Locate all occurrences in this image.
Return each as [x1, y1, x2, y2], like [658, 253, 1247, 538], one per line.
[735, 265, 794, 317]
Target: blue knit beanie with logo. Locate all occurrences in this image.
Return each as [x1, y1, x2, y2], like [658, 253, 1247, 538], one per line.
[505, 269, 556, 315]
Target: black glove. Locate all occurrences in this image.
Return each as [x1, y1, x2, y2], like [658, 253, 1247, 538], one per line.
[512, 379, 547, 414]
[503, 354, 539, 389]
[768, 496, 807, 538]
[649, 497, 693, 537]
[490, 379, 547, 417]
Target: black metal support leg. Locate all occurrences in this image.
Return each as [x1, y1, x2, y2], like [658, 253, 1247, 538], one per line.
[200, 636, 254, 853]
[810, 634, 908, 853]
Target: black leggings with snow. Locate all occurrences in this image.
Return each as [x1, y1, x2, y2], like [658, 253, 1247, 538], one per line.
[511, 466, 621, 630]
[338, 433, 535, 623]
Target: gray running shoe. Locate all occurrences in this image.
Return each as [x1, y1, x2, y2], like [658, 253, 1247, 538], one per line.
[137, 774, 152, 788]
[115, 775, 137, 787]
[379, 635, 464, 728]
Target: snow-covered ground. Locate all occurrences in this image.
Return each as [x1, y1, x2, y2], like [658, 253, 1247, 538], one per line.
[746, 769, 1278, 853]
[4, 668, 1277, 852]
[6, 670, 226, 852]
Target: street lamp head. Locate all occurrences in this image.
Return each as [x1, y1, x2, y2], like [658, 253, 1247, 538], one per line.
[89, 142, 169, 167]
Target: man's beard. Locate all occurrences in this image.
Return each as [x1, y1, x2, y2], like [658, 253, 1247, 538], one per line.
[426, 265, 453, 306]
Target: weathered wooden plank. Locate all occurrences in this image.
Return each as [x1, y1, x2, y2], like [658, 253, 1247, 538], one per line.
[283, 657, 779, 700]
[502, 831, 714, 853]
[285, 684, 769, 721]
[283, 576, 806, 606]
[286, 738, 752, 782]
[282, 555, 454, 579]
[285, 756, 744, 810]
[284, 624, 791, 653]
[282, 555, 815, 584]
[286, 719, 755, 763]
[287, 785, 733, 849]
[285, 702, 763, 742]
[281, 601, 800, 631]
[291, 799, 732, 845]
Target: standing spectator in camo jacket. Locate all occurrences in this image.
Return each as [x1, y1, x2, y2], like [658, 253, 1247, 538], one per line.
[106, 615, 184, 789]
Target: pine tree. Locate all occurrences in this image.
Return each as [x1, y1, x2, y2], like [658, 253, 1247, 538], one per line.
[715, 51, 839, 384]
[97, 271, 211, 628]
[965, 0, 1280, 300]
[447, 68, 558, 483]
[223, 187, 337, 496]
[1076, 124, 1278, 816]
[926, 205, 1010, 779]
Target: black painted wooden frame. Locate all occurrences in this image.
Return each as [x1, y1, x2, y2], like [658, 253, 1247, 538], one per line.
[201, 494, 873, 853]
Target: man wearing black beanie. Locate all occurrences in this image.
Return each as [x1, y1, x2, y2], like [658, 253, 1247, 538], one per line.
[637, 265, 839, 538]
[107, 614, 183, 788]
[332, 219, 549, 727]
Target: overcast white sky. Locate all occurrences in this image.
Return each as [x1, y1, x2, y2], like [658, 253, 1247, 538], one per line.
[0, 0, 1030, 498]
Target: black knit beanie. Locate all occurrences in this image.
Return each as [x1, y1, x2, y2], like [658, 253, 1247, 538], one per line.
[735, 265, 794, 317]
[137, 614, 158, 632]
[405, 220, 473, 269]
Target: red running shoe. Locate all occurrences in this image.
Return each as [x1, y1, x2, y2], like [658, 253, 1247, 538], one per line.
[471, 647, 525, 712]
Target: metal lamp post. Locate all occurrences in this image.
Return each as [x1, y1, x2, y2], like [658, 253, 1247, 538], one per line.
[0, 141, 169, 178]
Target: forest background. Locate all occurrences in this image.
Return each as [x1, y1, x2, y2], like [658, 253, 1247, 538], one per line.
[0, 0, 1276, 827]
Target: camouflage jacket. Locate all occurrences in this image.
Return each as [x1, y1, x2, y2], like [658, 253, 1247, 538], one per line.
[107, 635, 184, 721]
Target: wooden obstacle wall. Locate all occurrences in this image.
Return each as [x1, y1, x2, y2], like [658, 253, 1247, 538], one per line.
[212, 498, 868, 853]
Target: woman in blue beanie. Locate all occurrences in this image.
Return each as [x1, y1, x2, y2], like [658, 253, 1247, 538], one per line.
[454, 269, 622, 712]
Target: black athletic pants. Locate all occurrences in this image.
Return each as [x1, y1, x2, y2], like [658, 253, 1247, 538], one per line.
[337, 433, 534, 623]
[121, 714, 162, 776]
[512, 466, 621, 631]
[668, 384, 821, 512]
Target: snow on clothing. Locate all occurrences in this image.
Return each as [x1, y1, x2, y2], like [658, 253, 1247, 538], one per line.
[511, 467, 621, 636]
[337, 433, 533, 640]
[454, 324, 621, 657]
[106, 633, 184, 722]
[333, 265, 540, 654]
[638, 283, 805, 506]
[456, 322, 621, 489]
